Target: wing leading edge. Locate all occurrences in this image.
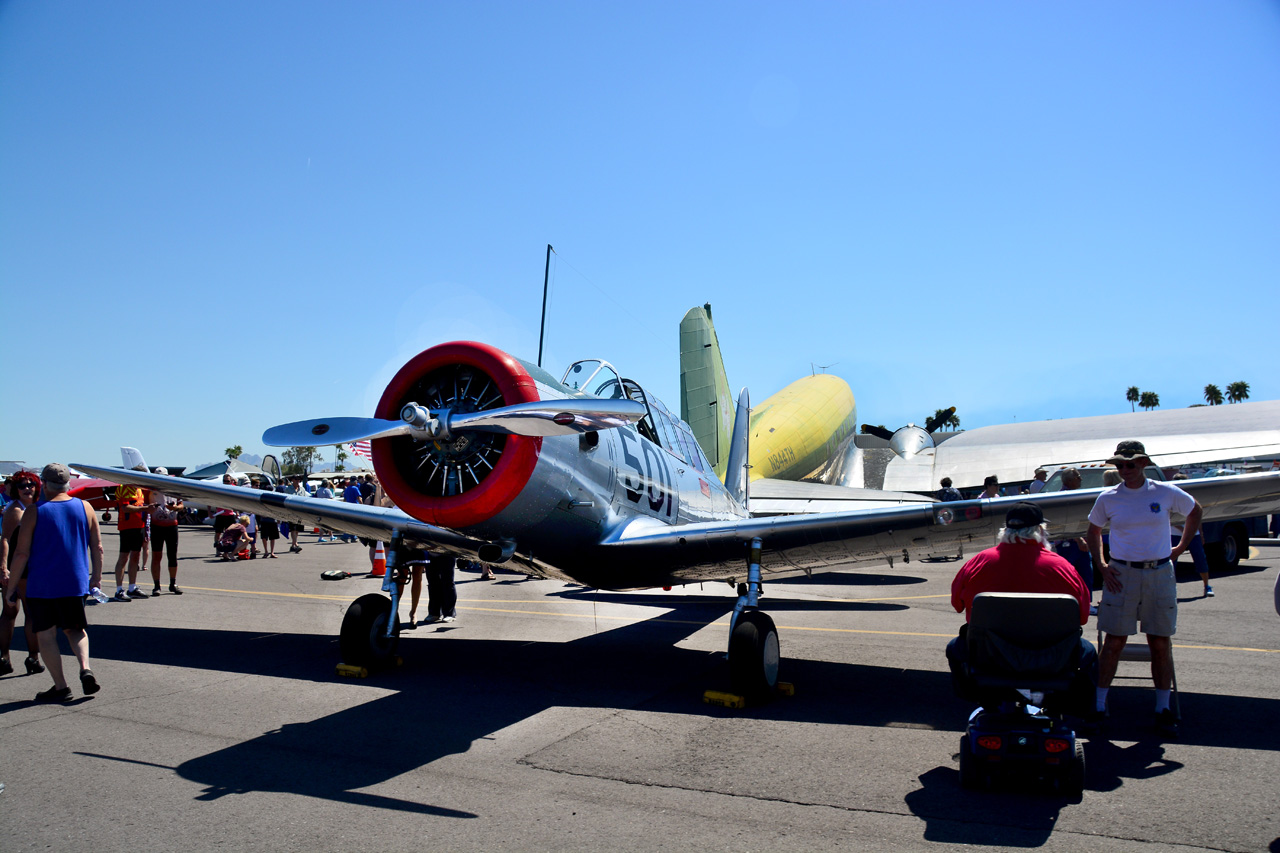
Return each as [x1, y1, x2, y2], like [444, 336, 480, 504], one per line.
[582, 472, 1280, 590]
[74, 464, 1280, 592]
[72, 464, 486, 556]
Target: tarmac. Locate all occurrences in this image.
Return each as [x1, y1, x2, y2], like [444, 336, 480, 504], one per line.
[1, 523, 1278, 852]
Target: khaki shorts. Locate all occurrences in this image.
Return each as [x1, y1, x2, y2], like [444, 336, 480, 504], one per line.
[1098, 560, 1177, 637]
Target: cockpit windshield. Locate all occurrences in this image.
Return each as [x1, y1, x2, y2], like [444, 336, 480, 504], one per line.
[561, 359, 626, 399]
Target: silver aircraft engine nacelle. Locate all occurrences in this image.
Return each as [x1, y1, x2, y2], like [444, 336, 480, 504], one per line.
[889, 424, 936, 460]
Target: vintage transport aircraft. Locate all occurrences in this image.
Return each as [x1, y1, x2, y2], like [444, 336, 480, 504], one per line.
[77, 341, 1280, 700]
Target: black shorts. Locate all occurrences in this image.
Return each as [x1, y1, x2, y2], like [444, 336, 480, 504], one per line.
[27, 596, 88, 633]
[259, 518, 279, 540]
[153, 525, 179, 566]
[119, 527, 145, 552]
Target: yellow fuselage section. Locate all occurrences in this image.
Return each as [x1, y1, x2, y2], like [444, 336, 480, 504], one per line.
[749, 374, 856, 482]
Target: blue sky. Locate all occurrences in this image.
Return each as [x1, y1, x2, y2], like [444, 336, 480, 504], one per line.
[3, 1, 1277, 471]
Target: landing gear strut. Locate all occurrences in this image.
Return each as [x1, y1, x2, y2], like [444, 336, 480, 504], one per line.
[338, 532, 405, 668]
[727, 538, 780, 701]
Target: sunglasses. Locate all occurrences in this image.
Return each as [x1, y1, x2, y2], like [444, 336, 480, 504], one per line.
[17, 482, 37, 489]
[1114, 461, 1141, 470]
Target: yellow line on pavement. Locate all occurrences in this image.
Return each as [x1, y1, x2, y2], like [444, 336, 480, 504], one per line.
[177, 586, 1279, 651]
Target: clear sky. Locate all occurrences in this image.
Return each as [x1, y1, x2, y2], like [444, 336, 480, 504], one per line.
[3, 1, 1277, 472]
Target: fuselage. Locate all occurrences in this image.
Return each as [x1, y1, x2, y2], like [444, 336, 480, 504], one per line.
[370, 344, 746, 583]
[748, 374, 857, 482]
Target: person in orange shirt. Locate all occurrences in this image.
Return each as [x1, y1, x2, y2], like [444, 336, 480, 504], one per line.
[112, 484, 150, 601]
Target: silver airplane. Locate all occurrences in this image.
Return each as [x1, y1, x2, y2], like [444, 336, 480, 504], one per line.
[76, 341, 1280, 700]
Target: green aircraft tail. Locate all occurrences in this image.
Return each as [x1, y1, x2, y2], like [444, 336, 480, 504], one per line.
[679, 303, 734, 481]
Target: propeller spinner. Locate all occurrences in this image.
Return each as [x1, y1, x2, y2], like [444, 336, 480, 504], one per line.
[860, 407, 957, 460]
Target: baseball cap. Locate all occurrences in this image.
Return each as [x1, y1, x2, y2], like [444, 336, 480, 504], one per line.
[41, 463, 72, 487]
[1004, 501, 1044, 529]
[154, 467, 169, 475]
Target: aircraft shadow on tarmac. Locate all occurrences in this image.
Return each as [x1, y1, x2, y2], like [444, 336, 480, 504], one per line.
[37, 596, 1280, 821]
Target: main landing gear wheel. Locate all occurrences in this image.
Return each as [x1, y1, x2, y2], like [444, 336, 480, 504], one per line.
[729, 610, 780, 702]
[340, 593, 399, 668]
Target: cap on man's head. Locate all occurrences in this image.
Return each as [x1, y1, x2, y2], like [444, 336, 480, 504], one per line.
[1107, 440, 1150, 464]
[154, 467, 168, 476]
[41, 463, 72, 488]
[1004, 501, 1044, 529]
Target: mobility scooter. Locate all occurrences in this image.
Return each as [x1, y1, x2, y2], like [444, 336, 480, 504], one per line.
[954, 592, 1089, 797]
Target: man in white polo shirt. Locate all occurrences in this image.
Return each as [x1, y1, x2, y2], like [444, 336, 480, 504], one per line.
[1087, 440, 1201, 737]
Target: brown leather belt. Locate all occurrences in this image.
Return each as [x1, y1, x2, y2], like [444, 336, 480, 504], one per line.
[1112, 558, 1171, 569]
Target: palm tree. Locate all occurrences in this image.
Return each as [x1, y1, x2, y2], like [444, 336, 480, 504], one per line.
[1226, 381, 1250, 404]
[1126, 386, 1140, 412]
[946, 411, 961, 430]
[1139, 391, 1160, 411]
[1203, 384, 1223, 406]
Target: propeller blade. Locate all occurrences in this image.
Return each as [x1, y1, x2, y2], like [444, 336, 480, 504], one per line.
[264, 399, 648, 447]
[262, 417, 412, 448]
[924, 406, 956, 434]
[860, 424, 894, 441]
[451, 399, 648, 436]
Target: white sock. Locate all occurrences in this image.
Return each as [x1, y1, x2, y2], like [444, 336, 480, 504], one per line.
[1155, 689, 1171, 712]
[128, 584, 138, 592]
[1096, 687, 1109, 713]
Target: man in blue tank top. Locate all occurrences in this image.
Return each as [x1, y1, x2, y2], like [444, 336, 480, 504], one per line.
[6, 463, 105, 702]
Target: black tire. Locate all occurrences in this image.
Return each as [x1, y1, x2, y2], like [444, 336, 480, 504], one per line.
[958, 734, 979, 790]
[1209, 524, 1245, 571]
[728, 610, 780, 701]
[339, 593, 399, 667]
[1059, 740, 1085, 798]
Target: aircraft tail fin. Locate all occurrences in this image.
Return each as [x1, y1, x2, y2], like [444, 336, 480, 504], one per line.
[723, 388, 751, 507]
[679, 303, 734, 480]
[120, 446, 148, 472]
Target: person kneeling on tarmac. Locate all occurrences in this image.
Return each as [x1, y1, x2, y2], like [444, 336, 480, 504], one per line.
[216, 515, 252, 561]
[945, 502, 1098, 716]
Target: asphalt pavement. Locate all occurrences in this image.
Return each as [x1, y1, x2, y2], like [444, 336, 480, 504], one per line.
[2, 524, 1278, 852]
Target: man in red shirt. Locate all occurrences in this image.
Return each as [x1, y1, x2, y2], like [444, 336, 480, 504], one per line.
[946, 502, 1097, 713]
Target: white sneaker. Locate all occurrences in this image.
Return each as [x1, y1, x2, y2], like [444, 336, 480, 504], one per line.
[441, 615, 456, 623]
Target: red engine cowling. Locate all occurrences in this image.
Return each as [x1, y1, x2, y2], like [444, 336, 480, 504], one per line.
[371, 342, 543, 529]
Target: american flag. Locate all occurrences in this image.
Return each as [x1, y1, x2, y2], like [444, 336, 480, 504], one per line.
[348, 441, 372, 460]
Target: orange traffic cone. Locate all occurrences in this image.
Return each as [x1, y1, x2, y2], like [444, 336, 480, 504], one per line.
[371, 541, 386, 577]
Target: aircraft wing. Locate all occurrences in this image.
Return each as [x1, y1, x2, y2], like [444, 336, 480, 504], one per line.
[71, 464, 488, 556]
[75, 464, 1280, 590]
[587, 472, 1280, 588]
[748, 478, 933, 516]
